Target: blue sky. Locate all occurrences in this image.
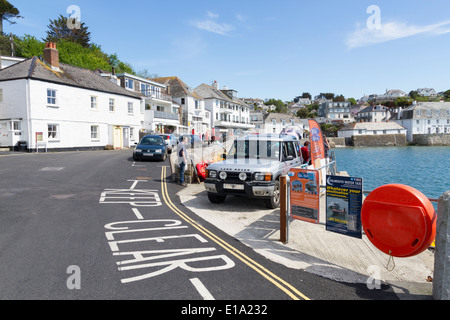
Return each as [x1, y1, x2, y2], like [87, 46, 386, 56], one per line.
[6, 0, 450, 102]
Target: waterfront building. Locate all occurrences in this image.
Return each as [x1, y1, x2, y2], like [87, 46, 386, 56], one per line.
[417, 88, 437, 98]
[0, 42, 143, 152]
[195, 81, 254, 137]
[152, 77, 206, 135]
[250, 112, 304, 136]
[318, 101, 354, 124]
[394, 102, 450, 142]
[355, 105, 390, 123]
[116, 73, 183, 134]
[338, 122, 407, 138]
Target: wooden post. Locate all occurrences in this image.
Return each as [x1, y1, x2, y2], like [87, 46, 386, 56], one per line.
[280, 176, 287, 244]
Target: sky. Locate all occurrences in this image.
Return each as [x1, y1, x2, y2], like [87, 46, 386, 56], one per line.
[5, 0, 450, 102]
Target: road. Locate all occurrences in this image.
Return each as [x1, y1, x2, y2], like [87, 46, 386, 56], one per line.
[0, 150, 400, 304]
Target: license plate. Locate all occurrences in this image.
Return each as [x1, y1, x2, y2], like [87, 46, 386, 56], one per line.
[144, 153, 154, 156]
[224, 184, 244, 190]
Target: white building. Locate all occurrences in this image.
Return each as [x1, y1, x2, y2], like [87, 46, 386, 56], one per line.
[0, 42, 144, 151]
[318, 101, 354, 124]
[116, 73, 182, 134]
[152, 77, 206, 135]
[338, 122, 407, 138]
[195, 81, 254, 136]
[355, 105, 390, 122]
[250, 112, 304, 137]
[394, 102, 450, 142]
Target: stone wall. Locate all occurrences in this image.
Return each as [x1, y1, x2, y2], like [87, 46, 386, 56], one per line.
[328, 137, 345, 148]
[352, 134, 407, 147]
[413, 134, 450, 146]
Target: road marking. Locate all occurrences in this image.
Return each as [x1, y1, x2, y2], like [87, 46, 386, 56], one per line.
[132, 208, 144, 220]
[190, 278, 215, 300]
[160, 166, 310, 301]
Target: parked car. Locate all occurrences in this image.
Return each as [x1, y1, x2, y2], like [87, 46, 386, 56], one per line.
[133, 135, 167, 161]
[158, 134, 178, 153]
[204, 134, 302, 209]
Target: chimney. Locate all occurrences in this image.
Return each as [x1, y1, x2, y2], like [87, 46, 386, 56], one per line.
[213, 80, 218, 89]
[43, 42, 60, 70]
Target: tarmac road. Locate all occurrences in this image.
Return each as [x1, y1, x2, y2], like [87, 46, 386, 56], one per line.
[0, 149, 429, 303]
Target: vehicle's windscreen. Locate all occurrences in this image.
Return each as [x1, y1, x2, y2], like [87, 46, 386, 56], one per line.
[140, 137, 163, 145]
[228, 140, 280, 160]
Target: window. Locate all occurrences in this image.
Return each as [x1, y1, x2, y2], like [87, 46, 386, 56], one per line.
[0, 88, 3, 102]
[48, 124, 59, 139]
[125, 78, 134, 90]
[181, 98, 185, 105]
[47, 89, 56, 105]
[130, 128, 135, 140]
[109, 99, 115, 112]
[91, 125, 99, 139]
[195, 100, 199, 109]
[91, 96, 97, 110]
[12, 121, 21, 131]
[128, 102, 134, 114]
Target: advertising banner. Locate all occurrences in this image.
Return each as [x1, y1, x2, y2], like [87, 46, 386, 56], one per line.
[289, 168, 320, 224]
[308, 120, 325, 166]
[325, 175, 363, 239]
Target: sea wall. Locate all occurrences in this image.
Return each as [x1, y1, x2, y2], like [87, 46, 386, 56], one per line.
[327, 137, 345, 148]
[351, 134, 408, 147]
[413, 134, 450, 146]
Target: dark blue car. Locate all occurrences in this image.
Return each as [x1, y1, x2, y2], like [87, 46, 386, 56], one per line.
[133, 135, 167, 161]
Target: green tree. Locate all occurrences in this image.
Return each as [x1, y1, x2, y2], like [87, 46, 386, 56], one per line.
[15, 34, 45, 58]
[347, 98, 357, 105]
[45, 14, 91, 48]
[0, 0, 21, 34]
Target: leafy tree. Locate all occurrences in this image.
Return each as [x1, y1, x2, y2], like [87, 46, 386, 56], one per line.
[409, 90, 418, 99]
[347, 97, 357, 105]
[0, 0, 21, 34]
[443, 90, 450, 101]
[333, 94, 346, 102]
[15, 34, 45, 58]
[45, 14, 91, 48]
[395, 97, 413, 108]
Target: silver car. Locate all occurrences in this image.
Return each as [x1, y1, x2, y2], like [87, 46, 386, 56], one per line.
[204, 134, 303, 209]
[158, 134, 178, 154]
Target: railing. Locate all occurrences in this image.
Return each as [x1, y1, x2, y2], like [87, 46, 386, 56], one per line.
[153, 111, 179, 121]
[142, 91, 172, 102]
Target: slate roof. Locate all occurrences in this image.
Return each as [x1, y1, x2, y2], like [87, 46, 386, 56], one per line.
[0, 57, 142, 99]
[151, 76, 203, 100]
[340, 122, 406, 131]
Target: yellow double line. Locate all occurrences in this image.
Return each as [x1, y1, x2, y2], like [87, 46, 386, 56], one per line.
[160, 166, 310, 301]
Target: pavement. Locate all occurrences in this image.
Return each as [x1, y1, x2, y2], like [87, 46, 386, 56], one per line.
[177, 181, 436, 300]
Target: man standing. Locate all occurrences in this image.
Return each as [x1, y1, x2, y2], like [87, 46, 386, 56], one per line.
[178, 136, 188, 186]
[301, 141, 310, 165]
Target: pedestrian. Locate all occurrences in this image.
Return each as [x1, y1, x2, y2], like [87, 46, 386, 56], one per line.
[178, 136, 188, 187]
[323, 137, 330, 162]
[301, 141, 310, 165]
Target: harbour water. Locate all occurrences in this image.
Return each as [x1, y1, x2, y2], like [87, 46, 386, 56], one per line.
[332, 146, 450, 202]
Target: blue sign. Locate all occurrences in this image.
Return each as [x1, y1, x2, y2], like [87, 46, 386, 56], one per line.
[325, 175, 363, 239]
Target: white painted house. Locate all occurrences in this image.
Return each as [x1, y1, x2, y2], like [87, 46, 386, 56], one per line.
[0, 42, 144, 151]
[338, 122, 407, 138]
[394, 102, 450, 142]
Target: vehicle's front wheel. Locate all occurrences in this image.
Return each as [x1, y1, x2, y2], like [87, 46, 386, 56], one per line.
[207, 193, 226, 204]
[264, 180, 280, 209]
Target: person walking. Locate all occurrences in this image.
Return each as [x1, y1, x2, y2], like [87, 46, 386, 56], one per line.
[178, 136, 188, 186]
[301, 141, 310, 165]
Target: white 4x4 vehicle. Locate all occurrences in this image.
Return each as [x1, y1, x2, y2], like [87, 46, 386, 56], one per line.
[204, 134, 303, 209]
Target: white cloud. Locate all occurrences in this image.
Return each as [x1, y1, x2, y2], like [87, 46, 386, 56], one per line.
[346, 20, 450, 49]
[190, 11, 235, 36]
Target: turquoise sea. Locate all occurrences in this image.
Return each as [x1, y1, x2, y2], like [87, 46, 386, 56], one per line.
[332, 146, 450, 201]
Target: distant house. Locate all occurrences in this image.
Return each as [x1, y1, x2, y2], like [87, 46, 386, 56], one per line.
[394, 102, 450, 142]
[417, 88, 437, 98]
[338, 122, 407, 138]
[355, 105, 390, 123]
[253, 113, 304, 136]
[0, 42, 143, 151]
[1, 56, 26, 69]
[318, 101, 354, 124]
